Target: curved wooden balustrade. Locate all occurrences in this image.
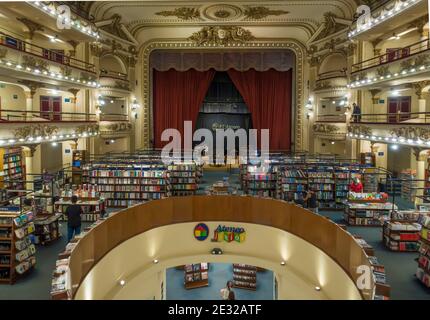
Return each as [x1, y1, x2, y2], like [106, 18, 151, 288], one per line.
[68, 196, 375, 299]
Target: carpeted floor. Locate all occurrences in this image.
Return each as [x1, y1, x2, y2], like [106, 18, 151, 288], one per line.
[0, 167, 428, 299]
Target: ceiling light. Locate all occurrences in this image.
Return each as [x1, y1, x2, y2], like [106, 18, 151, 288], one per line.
[28, 137, 34, 141]
[51, 142, 58, 147]
[153, 259, 159, 264]
[8, 139, 15, 143]
[19, 138, 25, 142]
[0, 140, 4, 145]
[315, 286, 321, 291]
[6, 62, 12, 66]
[16, 65, 22, 69]
[280, 261, 286, 266]
[119, 280, 125, 286]
[391, 144, 399, 150]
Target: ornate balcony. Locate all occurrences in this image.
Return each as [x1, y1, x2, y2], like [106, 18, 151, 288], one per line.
[349, 39, 430, 89]
[99, 114, 132, 138]
[0, 111, 99, 148]
[315, 70, 348, 93]
[347, 111, 430, 147]
[99, 70, 130, 93]
[0, 32, 98, 89]
[313, 115, 348, 140]
[348, 0, 426, 41]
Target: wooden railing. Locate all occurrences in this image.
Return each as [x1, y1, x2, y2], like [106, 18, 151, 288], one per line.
[352, 39, 430, 73]
[0, 32, 95, 73]
[67, 196, 375, 300]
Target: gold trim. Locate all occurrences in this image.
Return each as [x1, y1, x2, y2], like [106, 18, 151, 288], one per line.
[140, 39, 305, 151]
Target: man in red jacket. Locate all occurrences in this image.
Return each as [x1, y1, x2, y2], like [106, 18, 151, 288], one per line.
[350, 177, 363, 193]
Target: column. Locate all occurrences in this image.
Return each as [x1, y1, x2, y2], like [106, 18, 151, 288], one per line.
[22, 146, 36, 191]
[415, 150, 427, 205]
[413, 82, 430, 120]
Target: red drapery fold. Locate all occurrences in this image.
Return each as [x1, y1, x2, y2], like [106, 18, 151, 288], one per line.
[227, 69, 292, 151]
[153, 69, 216, 149]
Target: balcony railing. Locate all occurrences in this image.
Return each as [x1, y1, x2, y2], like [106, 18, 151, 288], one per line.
[316, 114, 347, 122]
[350, 111, 430, 124]
[317, 70, 347, 81]
[0, 32, 95, 73]
[99, 113, 129, 122]
[100, 69, 128, 81]
[0, 109, 97, 122]
[352, 39, 430, 74]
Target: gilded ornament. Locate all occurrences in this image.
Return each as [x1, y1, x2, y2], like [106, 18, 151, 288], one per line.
[243, 6, 289, 20]
[156, 7, 200, 20]
[188, 26, 255, 46]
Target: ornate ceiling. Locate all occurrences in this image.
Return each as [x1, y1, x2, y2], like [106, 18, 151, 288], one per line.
[89, 1, 357, 44]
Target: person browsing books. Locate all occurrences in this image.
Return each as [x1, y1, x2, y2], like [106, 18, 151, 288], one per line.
[349, 177, 363, 193]
[65, 195, 83, 242]
[304, 188, 318, 214]
[220, 280, 235, 300]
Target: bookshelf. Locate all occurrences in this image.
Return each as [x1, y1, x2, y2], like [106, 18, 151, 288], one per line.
[72, 150, 86, 185]
[383, 221, 421, 252]
[55, 197, 106, 222]
[184, 263, 209, 289]
[82, 162, 170, 208]
[168, 163, 198, 196]
[277, 164, 307, 202]
[362, 168, 378, 193]
[0, 210, 36, 284]
[400, 169, 417, 203]
[0, 147, 25, 198]
[334, 165, 361, 209]
[416, 214, 430, 288]
[34, 214, 62, 245]
[307, 166, 335, 209]
[233, 264, 257, 290]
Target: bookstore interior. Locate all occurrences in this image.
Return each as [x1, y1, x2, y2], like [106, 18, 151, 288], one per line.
[0, 0, 430, 301]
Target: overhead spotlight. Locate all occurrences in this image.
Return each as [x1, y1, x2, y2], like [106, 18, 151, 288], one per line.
[153, 259, 159, 264]
[211, 248, 223, 255]
[315, 286, 321, 291]
[119, 280, 126, 286]
[280, 261, 286, 266]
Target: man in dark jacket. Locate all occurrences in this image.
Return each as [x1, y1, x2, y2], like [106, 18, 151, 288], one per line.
[65, 195, 82, 242]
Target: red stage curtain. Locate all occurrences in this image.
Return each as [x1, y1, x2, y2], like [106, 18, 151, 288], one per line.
[153, 69, 216, 148]
[227, 69, 292, 151]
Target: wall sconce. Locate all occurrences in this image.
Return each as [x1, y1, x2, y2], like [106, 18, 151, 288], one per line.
[131, 99, 140, 119]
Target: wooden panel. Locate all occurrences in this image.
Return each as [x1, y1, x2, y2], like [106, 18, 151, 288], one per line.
[68, 196, 375, 299]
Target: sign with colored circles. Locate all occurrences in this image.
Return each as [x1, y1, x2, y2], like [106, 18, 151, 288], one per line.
[194, 223, 209, 241]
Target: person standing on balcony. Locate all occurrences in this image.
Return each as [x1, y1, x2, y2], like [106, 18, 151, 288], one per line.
[352, 103, 362, 122]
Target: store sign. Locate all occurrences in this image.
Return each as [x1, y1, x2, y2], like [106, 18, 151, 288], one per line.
[0, 206, 20, 212]
[211, 225, 246, 243]
[193, 223, 209, 241]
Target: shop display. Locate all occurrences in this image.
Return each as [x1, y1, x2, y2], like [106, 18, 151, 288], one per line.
[232, 264, 257, 291]
[383, 221, 421, 252]
[0, 209, 36, 284]
[55, 197, 105, 222]
[184, 263, 209, 289]
[348, 192, 389, 202]
[344, 202, 396, 226]
[416, 214, 430, 288]
[33, 214, 62, 245]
